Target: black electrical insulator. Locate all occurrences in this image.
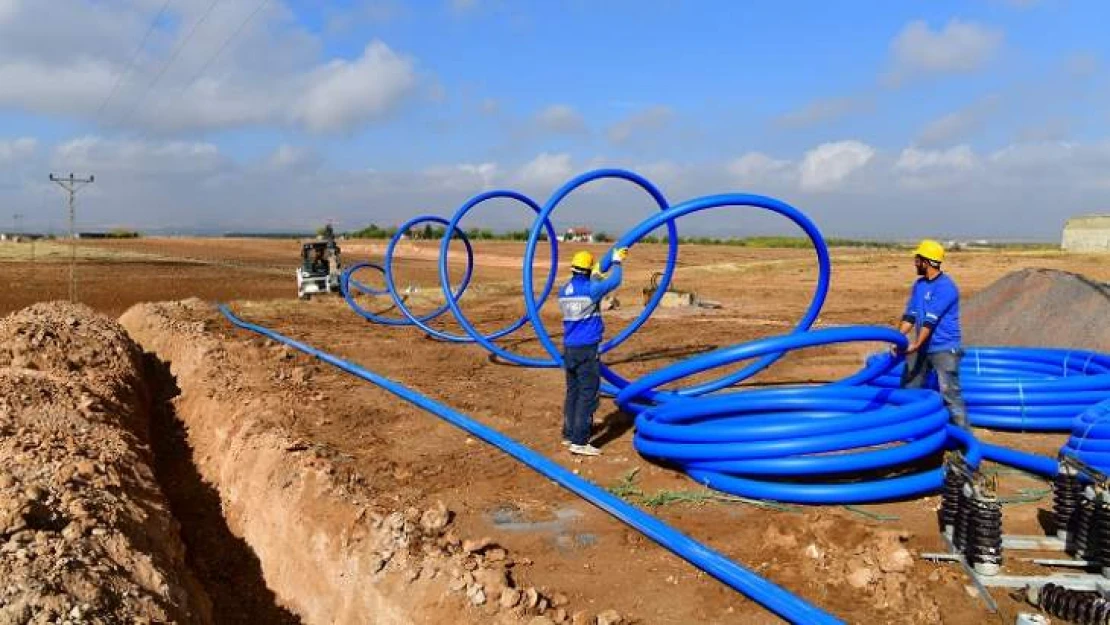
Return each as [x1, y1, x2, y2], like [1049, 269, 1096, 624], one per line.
[940, 465, 965, 532]
[965, 493, 1003, 570]
[1036, 583, 1110, 625]
[953, 482, 972, 552]
[1071, 491, 1095, 558]
[1088, 496, 1110, 570]
[1055, 469, 1082, 536]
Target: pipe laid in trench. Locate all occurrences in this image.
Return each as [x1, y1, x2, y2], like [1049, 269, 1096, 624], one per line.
[217, 304, 841, 625]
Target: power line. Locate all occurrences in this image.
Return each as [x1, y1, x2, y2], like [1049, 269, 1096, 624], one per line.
[95, 0, 175, 122]
[180, 0, 270, 94]
[143, 0, 270, 129]
[115, 0, 223, 127]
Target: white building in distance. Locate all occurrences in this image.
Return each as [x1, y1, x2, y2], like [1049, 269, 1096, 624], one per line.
[1062, 214, 1110, 253]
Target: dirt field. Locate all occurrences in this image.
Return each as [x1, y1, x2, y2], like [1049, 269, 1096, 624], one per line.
[2, 237, 1109, 624]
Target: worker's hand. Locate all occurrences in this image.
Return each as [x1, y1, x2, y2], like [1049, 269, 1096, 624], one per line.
[591, 262, 608, 279]
[612, 247, 629, 264]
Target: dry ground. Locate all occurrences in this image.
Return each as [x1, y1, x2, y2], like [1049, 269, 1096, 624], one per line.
[2, 237, 1108, 623]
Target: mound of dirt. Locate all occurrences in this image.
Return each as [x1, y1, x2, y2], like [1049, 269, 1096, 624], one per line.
[963, 268, 1110, 351]
[0, 302, 211, 624]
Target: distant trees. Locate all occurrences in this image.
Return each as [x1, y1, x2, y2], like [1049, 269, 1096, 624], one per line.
[344, 223, 898, 248]
[347, 223, 397, 239]
[346, 224, 548, 242]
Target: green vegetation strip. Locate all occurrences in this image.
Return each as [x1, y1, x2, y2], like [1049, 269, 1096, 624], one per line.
[606, 468, 800, 512]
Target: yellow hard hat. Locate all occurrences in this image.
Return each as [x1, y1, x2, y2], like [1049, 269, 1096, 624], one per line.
[571, 250, 594, 271]
[914, 239, 945, 263]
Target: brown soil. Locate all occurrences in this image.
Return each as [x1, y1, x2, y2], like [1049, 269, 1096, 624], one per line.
[3, 239, 1110, 624]
[121, 300, 602, 625]
[0, 303, 211, 624]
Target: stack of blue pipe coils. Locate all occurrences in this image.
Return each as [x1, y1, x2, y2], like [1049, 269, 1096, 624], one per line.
[865, 348, 1110, 431]
[339, 168, 1109, 502]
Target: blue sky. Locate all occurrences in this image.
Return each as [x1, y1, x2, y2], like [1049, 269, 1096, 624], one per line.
[0, 0, 1108, 238]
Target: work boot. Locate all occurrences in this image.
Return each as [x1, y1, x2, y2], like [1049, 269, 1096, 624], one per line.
[568, 444, 601, 457]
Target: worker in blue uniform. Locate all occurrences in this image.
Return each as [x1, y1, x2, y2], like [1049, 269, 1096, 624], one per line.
[558, 247, 629, 456]
[897, 239, 968, 428]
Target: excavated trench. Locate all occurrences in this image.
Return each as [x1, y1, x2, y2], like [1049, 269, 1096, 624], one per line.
[2, 300, 570, 625]
[143, 353, 300, 624]
[120, 300, 577, 625]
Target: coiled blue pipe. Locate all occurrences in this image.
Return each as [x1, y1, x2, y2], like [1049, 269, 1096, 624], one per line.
[1061, 399, 1110, 470]
[866, 348, 1110, 431]
[617, 327, 975, 503]
[217, 304, 841, 625]
[338, 167, 1107, 496]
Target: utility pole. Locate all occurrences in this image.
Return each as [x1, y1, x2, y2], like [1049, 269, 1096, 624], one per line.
[49, 173, 95, 302]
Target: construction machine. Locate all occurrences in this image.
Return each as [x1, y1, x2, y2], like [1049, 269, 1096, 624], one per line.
[297, 225, 342, 300]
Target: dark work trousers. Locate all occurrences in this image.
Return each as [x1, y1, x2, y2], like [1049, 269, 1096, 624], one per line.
[901, 347, 969, 428]
[563, 343, 600, 445]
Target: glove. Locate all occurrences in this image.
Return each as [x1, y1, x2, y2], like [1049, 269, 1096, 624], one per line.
[591, 262, 608, 279]
[612, 247, 629, 264]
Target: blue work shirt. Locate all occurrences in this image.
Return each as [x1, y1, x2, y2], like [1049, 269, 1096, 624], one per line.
[902, 272, 962, 353]
[558, 265, 623, 347]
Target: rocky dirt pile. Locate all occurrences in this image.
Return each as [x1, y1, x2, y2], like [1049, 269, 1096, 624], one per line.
[121, 299, 622, 625]
[0, 302, 210, 624]
[760, 513, 943, 623]
[964, 268, 1110, 351]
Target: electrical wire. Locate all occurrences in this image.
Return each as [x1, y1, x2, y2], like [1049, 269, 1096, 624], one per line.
[95, 0, 175, 121]
[115, 0, 223, 126]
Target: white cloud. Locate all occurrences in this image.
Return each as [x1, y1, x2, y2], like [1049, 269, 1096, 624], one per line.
[295, 41, 417, 133]
[0, 0, 17, 23]
[917, 96, 999, 146]
[53, 136, 224, 175]
[0, 137, 37, 162]
[265, 145, 321, 172]
[423, 162, 499, 191]
[895, 146, 976, 173]
[894, 145, 977, 189]
[607, 105, 673, 145]
[0, 59, 118, 115]
[888, 20, 1003, 83]
[775, 96, 866, 129]
[535, 104, 587, 135]
[799, 141, 875, 191]
[727, 152, 794, 186]
[513, 152, 573, 188]
[0, 2, 422, 134]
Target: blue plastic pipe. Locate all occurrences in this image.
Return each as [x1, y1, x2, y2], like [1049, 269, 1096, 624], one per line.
[336, 167, 1099, 498]
[618, 327, 976, 503]
[867, 348, 1110, 431]
[217, 304, 841, 625]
